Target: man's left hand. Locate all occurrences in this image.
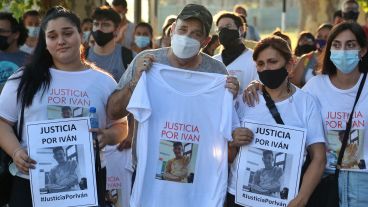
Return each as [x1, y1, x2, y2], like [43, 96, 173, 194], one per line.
[226, 76, 240, 98]
[90, 128, 108, 149]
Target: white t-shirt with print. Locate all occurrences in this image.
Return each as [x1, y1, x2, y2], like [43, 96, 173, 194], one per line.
[0, 68, 117, 177]
[127, 63, 233, 207]
[105, 145, 133, 207]
[213, 49, 259, 94]
[228, 88, 325, 194]
[303, 74, 368, 172]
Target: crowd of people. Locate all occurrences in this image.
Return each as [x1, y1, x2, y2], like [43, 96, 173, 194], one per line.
[0, 0, 367, 207]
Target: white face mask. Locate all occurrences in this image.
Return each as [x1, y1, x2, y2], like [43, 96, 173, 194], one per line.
[171, 34, 201, 59]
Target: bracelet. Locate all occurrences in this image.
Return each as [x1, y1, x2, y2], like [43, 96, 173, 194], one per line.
[128, 79, 138, 93]
[12, 146, 23, 159]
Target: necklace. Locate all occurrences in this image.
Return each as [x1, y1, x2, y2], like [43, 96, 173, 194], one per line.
[263, 80, 294, 103]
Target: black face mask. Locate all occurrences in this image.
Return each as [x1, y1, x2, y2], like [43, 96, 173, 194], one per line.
[0, 35, 10, 51]
[342, 11, 359, 21]
[295, 44, 316, 57]
[258, 66, 288, 89]
[92, 30, 114, 46]
[219, 28, 240, 48]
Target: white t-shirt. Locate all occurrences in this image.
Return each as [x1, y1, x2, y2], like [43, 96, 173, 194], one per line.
[303, 74, 368, 172]
[0, 68, 117, 177]
[213, 49, 258, 94]
[20, 44, 34, 54]
[105, 145, 133, 207]
[127, 63, 233, 207]
[228, 88, 325, 194]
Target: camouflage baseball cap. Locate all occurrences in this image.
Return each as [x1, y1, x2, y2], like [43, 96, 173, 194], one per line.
[177, 4, 213, 36]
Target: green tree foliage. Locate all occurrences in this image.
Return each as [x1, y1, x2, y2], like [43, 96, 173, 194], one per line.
[0, 0, 36, 20]
[357, 0, 368, 12]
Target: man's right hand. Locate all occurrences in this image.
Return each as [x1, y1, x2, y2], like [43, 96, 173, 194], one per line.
[132, 54, 155, 83]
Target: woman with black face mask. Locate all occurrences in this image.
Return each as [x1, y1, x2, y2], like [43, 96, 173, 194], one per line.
[294, 32, 316, 57]
[228, 36, 326, 207]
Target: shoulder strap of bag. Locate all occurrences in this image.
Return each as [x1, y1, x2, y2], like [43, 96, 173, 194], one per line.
[121, 46, 133, 69]
[262, 87, 285, 125]
[336, 72, 367, 176]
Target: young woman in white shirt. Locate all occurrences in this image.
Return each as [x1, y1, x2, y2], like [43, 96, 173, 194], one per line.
[244, 22, 368, 207]
[0, 6, 127, 206]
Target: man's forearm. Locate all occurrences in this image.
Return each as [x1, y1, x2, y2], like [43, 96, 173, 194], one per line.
[105, 122, 128, 145]
[107, 86, 132, 120]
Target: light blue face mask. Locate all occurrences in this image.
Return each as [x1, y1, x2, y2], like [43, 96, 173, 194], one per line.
[330, 49, 360, 74]
[134, 35, 151, 48]
[27, 26, 40, 38]
[83, 31, 91, 42]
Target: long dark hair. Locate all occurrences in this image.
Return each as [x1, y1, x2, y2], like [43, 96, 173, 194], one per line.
[16, 6, 82, 107]
[321, 21, 368, 75]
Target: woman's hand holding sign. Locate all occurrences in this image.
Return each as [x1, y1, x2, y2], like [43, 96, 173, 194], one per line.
[12, 147, 36, 174]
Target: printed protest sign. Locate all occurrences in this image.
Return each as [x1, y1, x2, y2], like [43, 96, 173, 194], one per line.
[27, 117, 98, 207]
[235, 120, 306, 207]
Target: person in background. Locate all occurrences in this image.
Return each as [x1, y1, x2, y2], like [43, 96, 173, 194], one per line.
[0, 12, 29, 91]
[0, 6, 127, 206]
[333, 10, 343, 25]
[111, 0, 135, 49]
[87, 6, 134, 207]
[315, 24, 333, 51]
[272, 29, 292, 49]
[156, 15, 176, 48]
[233, 4, 260, 42]
[291, 23, 333, 87]
[237, 15, 258, 49]
[361, 12, 368, 38]
[81, 18, 93, 48]
[202, 34, 219, 56]
[294, 32, 316, 57]
[20, 10, 40, 54]
[87, 5, 133, 82]
[341, 0, 360, 22]
[87, 31, 95, 48]
[131, 22, 154, 56]
[213, 11, 258, 95]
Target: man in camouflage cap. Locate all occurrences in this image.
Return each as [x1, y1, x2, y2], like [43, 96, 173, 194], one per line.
[108, 2, 239, 121]
[176, 3, 213, 36]
[107, 3, 240, 204]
